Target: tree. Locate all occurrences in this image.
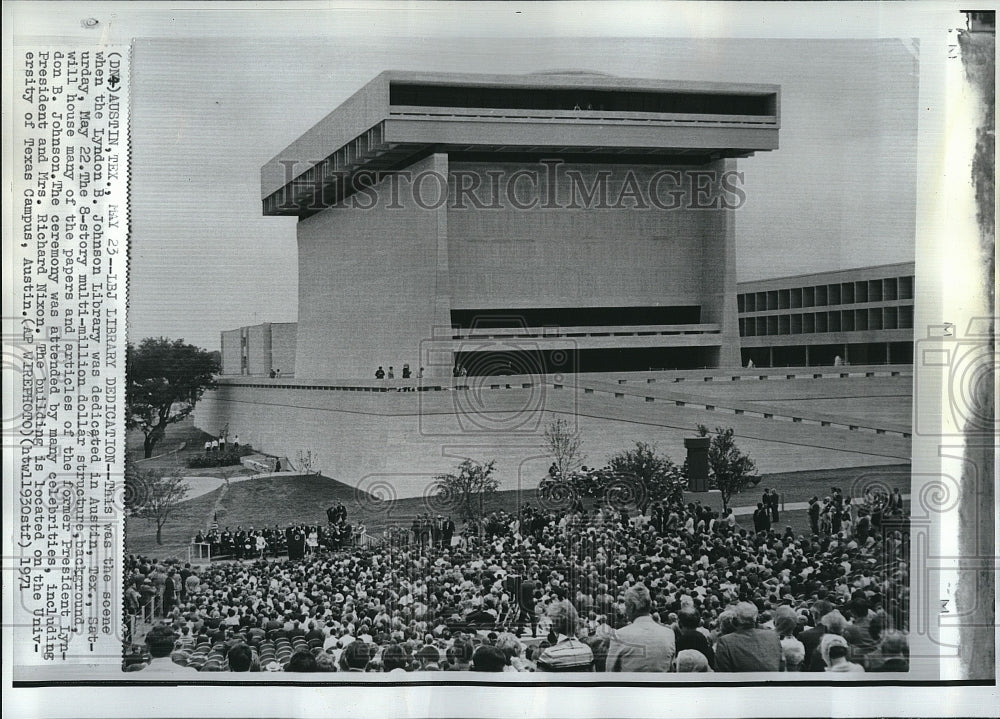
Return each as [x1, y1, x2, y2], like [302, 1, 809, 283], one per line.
[606, 441, 685, 511]
[433, 459, 499, 526]
[697, 425, 761, 512]
[543, 417, 586, 478]
[128, 464, 190, 545]
[127, 337, 220, 458]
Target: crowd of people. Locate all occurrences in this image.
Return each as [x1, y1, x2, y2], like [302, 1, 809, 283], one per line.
[126, 477, 910, 674]
[374, 364, 423, 380]
[191, 503, 361, 560]
[539, 464, 687, 508]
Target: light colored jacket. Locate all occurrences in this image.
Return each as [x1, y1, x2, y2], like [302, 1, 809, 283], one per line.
[606, 615, 676, 672]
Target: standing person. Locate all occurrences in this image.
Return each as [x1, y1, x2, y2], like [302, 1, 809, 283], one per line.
[516, 572, 540, 638]
[431, 516, 442, 549]
[606, 584, 676, 672]
[375, 366, 385, 380]
[255, 532, 267, 560]
[808, 497, 821, 535]
[753, 503, 771, 533]
[211, 438, 220, 453]
[889, 487, 904, 513]
[204, 439, 212, 454]
[402, 364, 411, 379]
[219, 433, 227, 452]
[161, 570, 177, 616]
[441, 516, 455, 548]
[768, 488, 780, 523]
[714, 602, 783, 672]
[285, 526, 296, 560]
[798, 599, 834, 666]
[233, 434, 240, 450]
[387, 366, 394, 379]
[855, 509, 871, 543]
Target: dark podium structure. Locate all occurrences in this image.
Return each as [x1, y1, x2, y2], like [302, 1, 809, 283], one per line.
[684, 436, 712, 492]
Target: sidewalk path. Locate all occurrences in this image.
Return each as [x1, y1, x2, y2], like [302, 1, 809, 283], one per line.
[181, 471, 298, 501]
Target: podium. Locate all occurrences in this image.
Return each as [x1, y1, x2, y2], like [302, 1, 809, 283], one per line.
[684, 437, 711, 492]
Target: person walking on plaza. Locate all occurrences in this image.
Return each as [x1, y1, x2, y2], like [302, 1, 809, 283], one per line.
[606, 584, 676, 672]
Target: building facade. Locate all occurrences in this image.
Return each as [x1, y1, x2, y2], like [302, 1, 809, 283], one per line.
[262, 70, 781, 379]
[736, 262, 915, 367]
[220, 322, 297, 376]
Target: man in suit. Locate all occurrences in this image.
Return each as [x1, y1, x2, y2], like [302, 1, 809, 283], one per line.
[808, 497, 822, 535]
[753, 503, 771, 533]
[441, 516, 455, 548]
[606, 583, 676, 672]
[767, 488, 780, 523]
[714, 602, 783, 672]
[515, 571, 539, 638]
[798, 599, 834, 668]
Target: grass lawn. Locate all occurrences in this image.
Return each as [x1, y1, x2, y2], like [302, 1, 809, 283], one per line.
[128, 418, 260, 478]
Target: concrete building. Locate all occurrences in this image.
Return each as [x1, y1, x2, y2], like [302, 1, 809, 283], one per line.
[261, 70, 781, 379]
[736, 262, 914, 367]
[195, 72, 914, 489]
[220, 322, 297, 376]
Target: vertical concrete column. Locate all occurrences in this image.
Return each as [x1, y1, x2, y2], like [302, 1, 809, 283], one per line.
[700, 158, 741, 368]
[429, 152, 453, 380]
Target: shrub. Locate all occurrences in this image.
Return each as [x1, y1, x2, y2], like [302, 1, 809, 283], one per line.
[186, 444, 253, 468]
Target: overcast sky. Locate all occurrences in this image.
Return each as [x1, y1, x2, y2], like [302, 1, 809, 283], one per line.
[129, 37, 918, 350]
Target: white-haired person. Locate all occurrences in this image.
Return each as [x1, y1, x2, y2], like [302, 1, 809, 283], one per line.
[773, 605, 806, 671]
[606, 583, 676, 672]
[820, 634, 865, 673]
[536, 599, 593, 671]
[674, 648, 713, 673]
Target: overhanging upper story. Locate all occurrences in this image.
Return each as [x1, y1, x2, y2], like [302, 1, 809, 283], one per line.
[262, 70, 781, 217]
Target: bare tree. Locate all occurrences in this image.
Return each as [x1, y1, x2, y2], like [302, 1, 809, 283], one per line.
[544, 417, 586, 478]
[132, 467, 190, 545]
[297, 450, 319, 475]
